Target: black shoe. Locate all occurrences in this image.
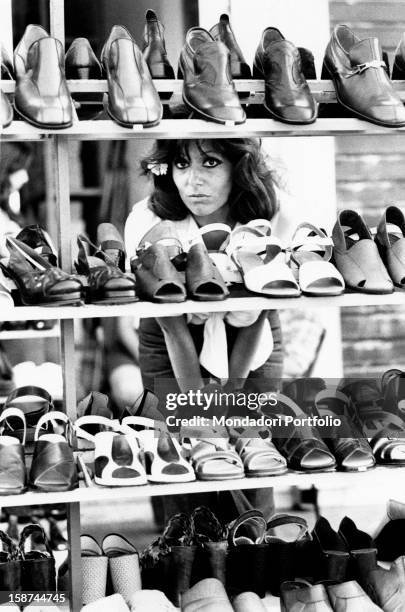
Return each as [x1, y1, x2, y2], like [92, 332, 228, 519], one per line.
[20, 524, 56, 591]
[65, 37, 103, 119]
[209, 14, 251, 78]
[142, 9, 175, 79]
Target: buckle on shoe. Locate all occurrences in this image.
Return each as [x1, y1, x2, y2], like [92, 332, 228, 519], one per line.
[345, 60, 385, 77]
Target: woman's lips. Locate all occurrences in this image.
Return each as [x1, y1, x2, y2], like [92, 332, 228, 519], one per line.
[188, 194, 210, 199]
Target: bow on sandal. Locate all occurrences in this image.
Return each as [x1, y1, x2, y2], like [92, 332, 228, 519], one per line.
[226, 219, 301, 297]
[289, 223, 345, 296]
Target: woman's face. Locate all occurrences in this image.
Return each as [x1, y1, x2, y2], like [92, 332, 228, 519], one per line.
[171, 141, 233, 219]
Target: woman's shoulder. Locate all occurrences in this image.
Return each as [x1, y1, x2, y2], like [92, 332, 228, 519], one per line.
[125, 197, 163, 259]
[126, 197, 161, 225]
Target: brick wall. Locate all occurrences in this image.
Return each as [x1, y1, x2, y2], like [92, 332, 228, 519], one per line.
[330, 1, 405, 377]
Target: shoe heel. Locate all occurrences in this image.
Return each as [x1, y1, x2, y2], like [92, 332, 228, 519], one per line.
[177, 64, 184, 79]
[391, 60, 404, 80]
[74, 66, 92, 79]
[252, 63, 263, 79]
[321, 59, 331, 80]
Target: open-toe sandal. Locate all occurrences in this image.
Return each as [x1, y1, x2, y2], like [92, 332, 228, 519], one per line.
[3, 385, 54, 443]
[182, 426, 244, 481]
[228, 424, 287, 476]
[0, 407, 27, 494]
[375, 205, 405, 289]
[289, 222, 344, 296]
[93, 428, 147, 487]
[199, 223, 241, 283]
[186, 240, 229, 301]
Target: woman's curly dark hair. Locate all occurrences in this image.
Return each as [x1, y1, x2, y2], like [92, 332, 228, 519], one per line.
[140, 138, 279, 223]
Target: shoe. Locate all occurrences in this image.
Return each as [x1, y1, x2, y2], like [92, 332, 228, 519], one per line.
[142, 9, 174, 79]
[121, 388, 166, 422]
[227, 220, 300, 297]
[178, 27, 245, 125]
[20, 524, 56, 591]
[3, 385, 54, 442]
[382, 368, 405, 417]
[184, 426, 244, 481]
[0, 280, 13, 310]
[65, 37, 103, 119]
[93, 431, 147, 486]
[281, 581, 333, 612]
[312, 517, 350, 583]
[326, 580, 382, 611]
[0, 408, 27, 495]
[289, 223, 345, 296]
[14, 24, 73, 128]
[332, 210, 394, 294]
[253, 27, 317, 124]
[1, 45, 14, 79]
[366, 556, 405, 612]
[392, 33, 405, 79]
[298, 47, 317, 79]
[0, 347, 15, 396]
[339, 517, 378, 586]
[375, 205, 405, 289]
[75, 234, 137, 304]
[226, 510, 268, 597]
[323, 25, 405, 127]
[181, 578, 233, 612]
[102, 534, 141, 604]
[209, 14, 251, 78]
[375, 519, 405, 562]
[131, 242, 186, 303]
[128, 590, 176, 611]
[101, 25, 163, 127]
[29, 411, 78, 492]
[229, 423, 287, 477]
[191, 507, 227, 585]
[186, 242, 229, 301]
[16, 224, 58, 266]
[0, 91, 12, 128]
[48, 516, 67, 552]
[96, 223, 127, 272]
[0, 531, 21, 591]
[0, 236, 83, 306]
[81, 594, 130, 612]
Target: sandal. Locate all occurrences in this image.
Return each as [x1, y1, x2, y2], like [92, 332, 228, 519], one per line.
[332, 210, 393, 294]
[0, 407, 27, 494]
[289, 223, 345, 296]
[76, 234, 137, 304]
[227, 221, 301, 297]
[375, 206, 405, 289]
[273, 394, 337, 472]
[186, 241, 229, 301]
[74, 415, 121, 449]
[0, 280, 13, 310]
[131, 239, 186, 303]
[3, 385, 53, 442]
[97, 222, 126, 272]
[182, 426, 244, 481]
[29, 411, 78, 492]
[93, 430, 147, 487]
[0, 236, 83, 306]
[228, 424, 287, 476]
[199, 223, 241, 283]
[122, 417, 195, 483]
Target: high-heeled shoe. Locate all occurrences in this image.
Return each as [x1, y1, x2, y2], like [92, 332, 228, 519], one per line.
[0, 236, 83, 306]
[75, 234, 137, 304]
[96, 223, 126, 272]
[19, 524, 56, 591]
[312, 516, 350, 583]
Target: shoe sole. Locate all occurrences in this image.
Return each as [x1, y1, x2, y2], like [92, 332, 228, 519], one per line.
[345, 285, 394, 295]
[182, 93, 246, 125]
[323, 61, 405, 128]
[14, 103, 73, 130]
[105, 102, 163, 129]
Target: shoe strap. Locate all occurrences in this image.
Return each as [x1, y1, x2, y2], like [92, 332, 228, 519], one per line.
[266, 513, 309, 541]
[228, 510, 267, 545]
[5, 385, 53, 408]
[20, 524, 53, 559]
[74, 415, 121, 442]
[289, 223, 332, 262]
[34, 410, 72, 443]
[0, 407, 26, 445]
[344, 60, 385, 77]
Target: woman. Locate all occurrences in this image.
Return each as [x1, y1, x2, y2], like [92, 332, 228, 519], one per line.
[124, 138, 283, 402]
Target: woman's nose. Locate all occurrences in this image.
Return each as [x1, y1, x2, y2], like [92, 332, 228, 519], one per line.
[186, 167, 204, 187]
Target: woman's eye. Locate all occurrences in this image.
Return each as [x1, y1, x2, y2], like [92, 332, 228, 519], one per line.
[203, 157, 221, 168]
[174, 159, 189, 169]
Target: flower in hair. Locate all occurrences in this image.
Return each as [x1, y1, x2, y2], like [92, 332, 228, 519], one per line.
[147, 162, 168, 176]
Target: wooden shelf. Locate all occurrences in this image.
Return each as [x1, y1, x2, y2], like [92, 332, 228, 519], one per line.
[3, 117, 405, 141]
[0, 465, 403, 508]
[0, 328, 59, 340]
[2, 291, 405, 322]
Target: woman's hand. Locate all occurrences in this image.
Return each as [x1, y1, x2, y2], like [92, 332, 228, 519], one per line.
[156, 316, 204, 392]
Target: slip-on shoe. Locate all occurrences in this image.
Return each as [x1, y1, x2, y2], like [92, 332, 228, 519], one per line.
[65, 37, 103, 119]
[142, 9, 174, 79]
[281, 581, 333, 612]
[323, 25, 405, 127]
[392, 33, 405, 79]
[14, 24, 73, 128]
[375, 205, 405, 289]
[0, 91, 12, 128]
[101, 25, 162, 128]
[209, 14, 251, 78]
[253, 27, 317, 124]
[178, 27, 245, 125]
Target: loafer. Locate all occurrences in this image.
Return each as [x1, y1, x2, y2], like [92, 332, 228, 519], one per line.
[101, 25, 163, 127]
[181, 578, 233, 612]
[20, 525, 56, 592]
[1, 90, 13, 128]
[253, 27, 317, 124]
[332, 210, 394, 294]
[281, 581, 333, 612]
[65, 37, 103, 119]
[326, 581, 382, 611]
[375, 206, 405, 289]
[14, 25, 73, 128]
[209, 14, 251, 78]
[142, 9, 174, 79]
[178, 27, 245, 125]
[392, 33, 405, 80]
[323, 25, 405, 127]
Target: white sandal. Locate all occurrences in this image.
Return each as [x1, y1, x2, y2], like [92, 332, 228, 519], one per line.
[199, 223, 242, 284]
[94, 430, 147, 487]
[289, 223, 345, 296]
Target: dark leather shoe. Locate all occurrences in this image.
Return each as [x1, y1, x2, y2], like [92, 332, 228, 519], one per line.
[323, 25, 405, 127]
[339, 517, 378, 587]
[17, 224, 58, 266]
[375, 206, 405, 289]
[142, 9, 174, 79]
[20, 525, 56, 591]
[0, 90, 12, 127]
[14, 24, 73, 128]
[0, 531, 21, 591]
[209, 14, 251, 78]
[392, 34, 405, 79]
[186, 242, 229, 301]
[66, 37, 103, 119]
[1, 45, 14, 79]
[312, 516, 350, 583]
[178, 27, 245, 124]
[254, 27, 317, 124]
[101, 25, 163, 127]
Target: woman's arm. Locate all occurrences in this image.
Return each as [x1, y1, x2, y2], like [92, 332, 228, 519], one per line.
[156, 316, 204, 392]
[103, 317, 139, 363]
[226, 310, 269, 389]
